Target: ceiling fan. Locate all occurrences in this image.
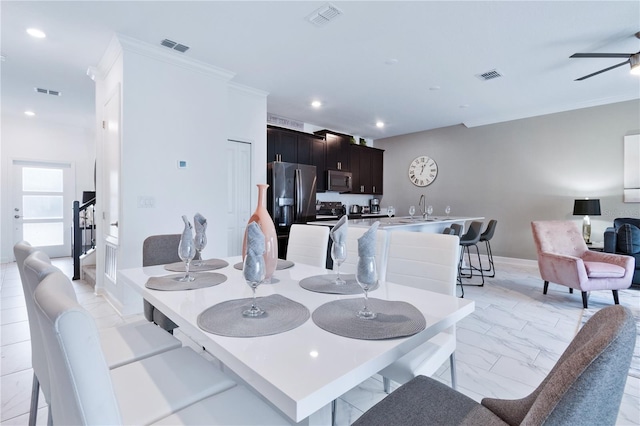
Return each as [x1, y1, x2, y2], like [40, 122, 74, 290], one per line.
[570, 31, 640, 81]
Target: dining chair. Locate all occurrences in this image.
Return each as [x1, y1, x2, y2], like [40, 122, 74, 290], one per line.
[531, 220, 633, 308]
[33, 268, 289, 425]
[17, 244, 181, 425]
[379, 231, 460, 393]
[338, 227, 388, 279]
[479, 219, 498, 277]
[286, 224, 330, 268]
[142, 234, 181, 333]
[354, 304, 636, 426]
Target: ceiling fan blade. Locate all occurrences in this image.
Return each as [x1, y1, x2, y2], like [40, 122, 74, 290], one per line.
[575, 59, 631, 81]
[570, 53, 632, 58]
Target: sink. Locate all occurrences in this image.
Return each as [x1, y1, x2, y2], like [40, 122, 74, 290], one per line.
[397, 218, 435, 223]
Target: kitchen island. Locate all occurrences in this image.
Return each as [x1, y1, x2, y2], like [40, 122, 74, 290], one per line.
[307, 216, 484, 233]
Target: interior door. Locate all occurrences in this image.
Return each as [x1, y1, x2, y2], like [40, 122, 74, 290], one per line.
[103, 88, 120, 241]
[12, 160, 74, 258]
[226, 140, 252, 256]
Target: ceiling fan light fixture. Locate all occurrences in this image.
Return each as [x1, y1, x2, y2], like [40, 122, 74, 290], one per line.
[630, 54, 640, 75]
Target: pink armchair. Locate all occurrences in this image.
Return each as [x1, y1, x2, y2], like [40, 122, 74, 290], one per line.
[531, 220, 634, 308]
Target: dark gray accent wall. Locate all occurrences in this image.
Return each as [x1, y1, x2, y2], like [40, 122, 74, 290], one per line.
[375, 100, 640, 260]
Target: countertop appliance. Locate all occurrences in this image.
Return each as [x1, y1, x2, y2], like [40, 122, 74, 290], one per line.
[370, 198, 380, 213]
[326, 169, 352, 193]
[267, 162, 317, 256]
[349, 204, 362, 214]
[317, 201, 346, 217]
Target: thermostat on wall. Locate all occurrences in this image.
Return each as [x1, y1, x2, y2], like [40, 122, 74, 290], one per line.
[177, 160, 187, 169]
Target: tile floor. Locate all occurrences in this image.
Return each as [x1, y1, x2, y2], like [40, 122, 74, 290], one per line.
[1, 257, 638, 425]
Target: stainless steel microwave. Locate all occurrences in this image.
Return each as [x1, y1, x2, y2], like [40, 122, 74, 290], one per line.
[326, 170, 352, 193]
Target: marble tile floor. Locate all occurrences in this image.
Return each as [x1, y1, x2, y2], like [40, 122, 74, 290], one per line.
[1, 257, 638, 425]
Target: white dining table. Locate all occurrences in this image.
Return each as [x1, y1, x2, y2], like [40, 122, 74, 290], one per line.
[118, 257, 474, 425]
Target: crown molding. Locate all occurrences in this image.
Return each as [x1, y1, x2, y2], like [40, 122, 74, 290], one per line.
[228, 81, 269, 98]
[94, 34, 123, 80]
[115, 33, 236, 82]
[463, 94, 640, 128]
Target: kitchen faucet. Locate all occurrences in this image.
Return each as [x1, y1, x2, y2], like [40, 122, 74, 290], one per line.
[419, 194, 427, 218]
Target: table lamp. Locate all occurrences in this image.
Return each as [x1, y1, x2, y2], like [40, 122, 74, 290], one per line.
[573, 199, 601, 244]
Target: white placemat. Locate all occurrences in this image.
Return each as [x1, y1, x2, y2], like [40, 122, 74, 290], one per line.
[164, 258, 229, 272]
[299, 274, 363, 295]
[145, 272, 227, 291]
[312, 298, 426, 340]
[197, 294, 310, 337]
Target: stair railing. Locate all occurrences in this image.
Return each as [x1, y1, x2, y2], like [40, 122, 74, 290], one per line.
[72, 197, 96, 280]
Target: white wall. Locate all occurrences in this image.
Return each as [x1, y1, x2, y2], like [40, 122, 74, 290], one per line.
[92, 35, 269, 313]
[0, 116, 95, 262]
[376, 100, 640, 260]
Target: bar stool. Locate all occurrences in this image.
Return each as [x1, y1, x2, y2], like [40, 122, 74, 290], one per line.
[450, 223, 463, 236]
[457, 221, 484, 297]
[479, 220, 498, 277]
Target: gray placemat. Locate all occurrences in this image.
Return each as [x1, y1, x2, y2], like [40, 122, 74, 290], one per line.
[145, 272, 227, 291]
[233, 259, 295, 270]
[312, 298, 426, 340]
[299, 274, 363, 295]
[164, 258, 229, 272]
[197, 294, 310, 337]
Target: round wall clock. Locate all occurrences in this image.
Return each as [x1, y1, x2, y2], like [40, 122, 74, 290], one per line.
[408, 155, 438, 187]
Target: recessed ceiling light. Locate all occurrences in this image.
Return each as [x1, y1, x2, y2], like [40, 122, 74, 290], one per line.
[376, 121, 385, 128]
[429, 85, 441, 91]
[460, 104, 470, 109]
[25, 111, 36, 116]
[26, 28, 46, 38]
[311, 100, 322, 108]
[385, 58, 399, 65]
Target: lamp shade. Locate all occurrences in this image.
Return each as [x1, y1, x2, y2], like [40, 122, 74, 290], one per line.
[573, 199, 601, 216]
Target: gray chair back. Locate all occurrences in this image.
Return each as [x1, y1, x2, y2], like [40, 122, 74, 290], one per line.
[142, 234, 181, 267]
[482, 305, 636, 425]
[142, 234, 181, 330]
[480, 219, 498, 242]
[33, 270, 122, 425]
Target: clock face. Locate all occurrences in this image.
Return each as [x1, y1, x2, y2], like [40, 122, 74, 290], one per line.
[408, 156, 438, 187]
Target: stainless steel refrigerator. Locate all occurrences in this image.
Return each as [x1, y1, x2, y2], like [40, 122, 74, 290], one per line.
[267, 162, 317, 256]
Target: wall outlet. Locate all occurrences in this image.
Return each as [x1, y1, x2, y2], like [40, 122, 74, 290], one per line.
[137, 196, 155, 208]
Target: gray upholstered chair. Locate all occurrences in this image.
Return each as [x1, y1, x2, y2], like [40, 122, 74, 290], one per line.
[32, 270, 288, 425]
[15, 242, 181, 425]
[354, 304, 636, 426]
[142, 234, 181, 333]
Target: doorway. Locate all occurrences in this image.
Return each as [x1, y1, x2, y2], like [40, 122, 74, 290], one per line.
[226, 140, 252, 256]
[12, 160, 74, 258]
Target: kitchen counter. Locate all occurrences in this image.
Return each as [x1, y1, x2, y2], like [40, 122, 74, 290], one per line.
[307, 216, 484, 232]
[314, 214, 390, 221]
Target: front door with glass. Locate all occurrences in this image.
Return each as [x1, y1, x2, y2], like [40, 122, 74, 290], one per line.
[12, 160, 73, 258]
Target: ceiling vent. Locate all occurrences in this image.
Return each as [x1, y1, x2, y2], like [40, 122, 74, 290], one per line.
[475, 69, 504, 81]
[306, 3, 343, 26]
[160, 39, 190, 53]
[34, 87, 61, 96]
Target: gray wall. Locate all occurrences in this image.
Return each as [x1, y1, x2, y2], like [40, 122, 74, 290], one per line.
[375, 100, 640, 260]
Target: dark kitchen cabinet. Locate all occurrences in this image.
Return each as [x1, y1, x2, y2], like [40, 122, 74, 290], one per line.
[314, 130, 350, 171]
[266, 126, 326, 191]
[350, 145, 384, 195]
[370, 147, 384, 195]
[267, 127, 297, 163]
